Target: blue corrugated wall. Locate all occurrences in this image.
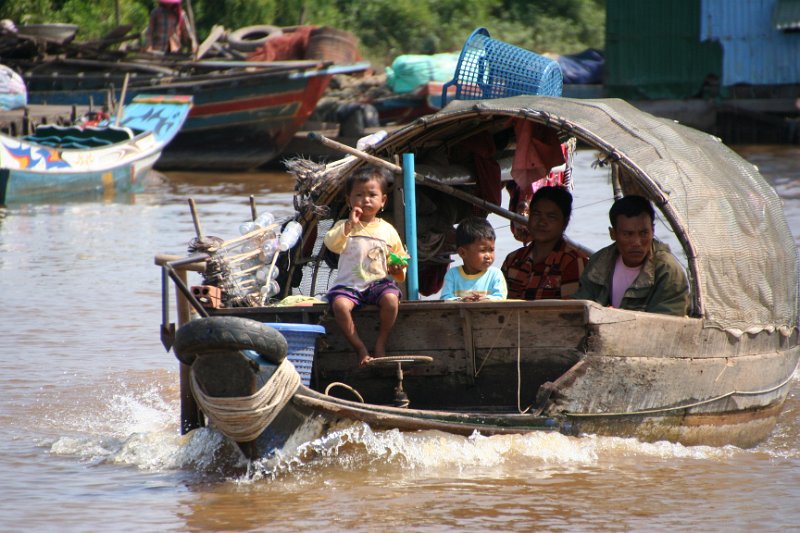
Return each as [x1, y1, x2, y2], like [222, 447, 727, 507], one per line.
[702, 0, 800, 86]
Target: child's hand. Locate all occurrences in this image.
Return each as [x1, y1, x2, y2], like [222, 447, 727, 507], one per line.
[388, 262, 405, 276]
[461, 292, 484, 302]
[349, 207, 363, 226]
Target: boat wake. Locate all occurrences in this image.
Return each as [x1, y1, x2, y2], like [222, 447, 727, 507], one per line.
[40, 369, 798, 481]
[241, 419, 738, 483]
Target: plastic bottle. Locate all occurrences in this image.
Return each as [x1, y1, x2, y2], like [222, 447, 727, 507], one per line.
[279, 221, 303, 251]
[254, 212, 275, 229]
[239, 221, 256, 235]
[260, 237, 280, 262]
[356, 130, 388, 151]
[259, 280, 281, 299]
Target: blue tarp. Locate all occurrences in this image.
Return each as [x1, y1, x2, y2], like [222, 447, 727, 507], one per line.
[557, 49, 604, 84]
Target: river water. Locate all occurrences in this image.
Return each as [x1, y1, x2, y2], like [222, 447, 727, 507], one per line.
[1, 146, 798, 532]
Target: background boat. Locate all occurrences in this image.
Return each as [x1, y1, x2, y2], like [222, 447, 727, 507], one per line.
[23, 60, 369, 171]
[0, 94, 191, 203]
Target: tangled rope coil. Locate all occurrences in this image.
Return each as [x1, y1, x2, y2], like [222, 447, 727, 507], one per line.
[190, 358, 301, 442]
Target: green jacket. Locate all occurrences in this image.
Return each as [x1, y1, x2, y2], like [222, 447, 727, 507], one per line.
[572, 241, 690, 316]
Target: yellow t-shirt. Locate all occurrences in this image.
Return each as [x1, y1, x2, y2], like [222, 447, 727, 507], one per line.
[323, 218, 405, 291]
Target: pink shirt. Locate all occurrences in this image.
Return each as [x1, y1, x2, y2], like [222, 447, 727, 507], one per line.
[611, 255, 642, 308]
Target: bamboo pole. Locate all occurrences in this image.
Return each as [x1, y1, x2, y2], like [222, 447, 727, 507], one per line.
[114, 72, 130, 127]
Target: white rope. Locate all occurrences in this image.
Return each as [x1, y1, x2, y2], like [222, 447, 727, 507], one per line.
[190, 358, 301, 442]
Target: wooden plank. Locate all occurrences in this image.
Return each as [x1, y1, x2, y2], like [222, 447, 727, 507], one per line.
[195, 25, 225, 61]
[585, 305, 791, 358]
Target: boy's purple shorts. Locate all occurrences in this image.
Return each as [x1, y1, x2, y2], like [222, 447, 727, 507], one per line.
[327, 278, 401, 309]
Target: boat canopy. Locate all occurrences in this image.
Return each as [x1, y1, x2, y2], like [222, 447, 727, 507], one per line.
[296, 96, 799, 336]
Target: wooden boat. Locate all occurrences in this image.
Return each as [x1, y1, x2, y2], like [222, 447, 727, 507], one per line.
[22, 60, 369, 171]
[157, 95, 799, 460]
[0, 94, 191, 204]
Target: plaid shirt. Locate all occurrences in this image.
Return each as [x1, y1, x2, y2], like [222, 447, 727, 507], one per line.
[501, 238, 588, 300]
[146, 5, 191, 53]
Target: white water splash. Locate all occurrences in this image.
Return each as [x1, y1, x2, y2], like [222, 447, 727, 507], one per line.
[238, 420, 741, 483]
[40, 370, 756, 480]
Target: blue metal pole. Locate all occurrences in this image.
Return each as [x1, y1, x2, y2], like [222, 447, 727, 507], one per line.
[402, 153, 419, 300]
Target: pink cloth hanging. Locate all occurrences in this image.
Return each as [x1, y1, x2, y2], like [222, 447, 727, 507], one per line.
[510, 119, 566, 193]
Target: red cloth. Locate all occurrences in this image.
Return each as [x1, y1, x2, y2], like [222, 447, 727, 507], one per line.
[510, 119, 565, 192]
[248, 26, 317, 61]
[457, 131, 502, 214]
[418, 261, 449, 296]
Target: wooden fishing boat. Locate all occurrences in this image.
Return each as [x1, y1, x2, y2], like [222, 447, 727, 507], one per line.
[0, 94, 191, 204]
[157, 95, 799, 460]
[22, 60, 369, 171]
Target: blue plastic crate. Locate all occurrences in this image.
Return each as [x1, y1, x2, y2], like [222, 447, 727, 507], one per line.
[266, 323, 326, 387]
[441, 27, 563, 106]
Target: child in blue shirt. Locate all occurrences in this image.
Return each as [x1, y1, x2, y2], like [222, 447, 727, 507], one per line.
[441, 217, 507, 301]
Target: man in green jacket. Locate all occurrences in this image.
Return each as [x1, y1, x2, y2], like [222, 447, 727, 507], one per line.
[572, 195, 690, 316]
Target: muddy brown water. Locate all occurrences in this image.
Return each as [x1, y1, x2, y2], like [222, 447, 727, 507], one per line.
[1, 146, 798, 532]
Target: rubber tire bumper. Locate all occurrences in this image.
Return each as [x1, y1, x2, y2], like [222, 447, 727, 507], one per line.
[227, 25, 283, 52]
[173, 316, 288, 366]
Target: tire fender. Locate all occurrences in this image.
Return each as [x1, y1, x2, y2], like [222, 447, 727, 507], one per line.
[173, 316, 288, 366]
[227, 25, 283, 52]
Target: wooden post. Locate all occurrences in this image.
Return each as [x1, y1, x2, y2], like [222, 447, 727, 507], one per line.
[611, 163, 623, 200]
[176, 266, 203, 433]
[188, 198, 204, 240]
[249, 195, 257, 221]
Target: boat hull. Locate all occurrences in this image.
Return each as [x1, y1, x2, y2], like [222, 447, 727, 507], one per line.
[180, 301, 798, 458]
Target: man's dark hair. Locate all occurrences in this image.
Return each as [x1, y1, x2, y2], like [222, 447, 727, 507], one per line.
[530, 186, 574, 226]
[609, 195, 656, 227]
[456, 217, 496, 247]
[345, 165, 392, 194]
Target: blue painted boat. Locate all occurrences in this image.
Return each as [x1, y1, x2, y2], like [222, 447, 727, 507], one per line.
[0, 94, 191, 204]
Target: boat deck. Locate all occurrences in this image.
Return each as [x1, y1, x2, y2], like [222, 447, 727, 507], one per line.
[0, 104, 92, 137]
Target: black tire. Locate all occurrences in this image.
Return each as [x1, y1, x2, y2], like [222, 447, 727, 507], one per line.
[227, 25, 283, 52]
[173, 316, 288, 366]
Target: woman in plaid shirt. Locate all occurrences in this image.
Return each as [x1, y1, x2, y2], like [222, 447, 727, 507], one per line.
[501, 186, 588, 300]
[145, 0, 196, 54]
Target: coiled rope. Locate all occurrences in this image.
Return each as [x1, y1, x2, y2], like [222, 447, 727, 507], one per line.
[190, 358, 301, 442]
